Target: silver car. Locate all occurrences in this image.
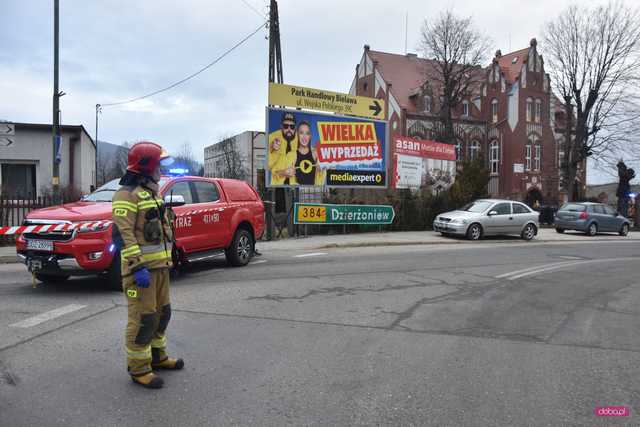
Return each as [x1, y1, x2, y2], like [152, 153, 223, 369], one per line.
[433, 199, 539, 241]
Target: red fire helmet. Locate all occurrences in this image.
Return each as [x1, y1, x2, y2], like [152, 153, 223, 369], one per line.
[126, 141, 173, 175]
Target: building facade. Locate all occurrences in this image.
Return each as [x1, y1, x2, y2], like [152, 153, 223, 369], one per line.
[0, 122, 96, 198]
[349, 40, 584, 205]
[204, 131, 266, 191]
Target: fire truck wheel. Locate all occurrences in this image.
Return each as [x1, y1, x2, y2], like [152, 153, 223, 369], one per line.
[35, 273, 70, 283]
[226, 229, 253, 267]
[104, 250, 123, 291]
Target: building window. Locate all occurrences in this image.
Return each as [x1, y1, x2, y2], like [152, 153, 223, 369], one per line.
[1, 164, 36, 198]
[489, 141, 499, 174]
[423, 96, 431, 113]
[526, 98, 533, 122]
[534, 144, 541, 171]
[491, 99, 498, 123]
[468, 140, 480, 160]
[535, 99, 542, 123]
[525, 142, 532, 171]
[462, 101, 469, 117]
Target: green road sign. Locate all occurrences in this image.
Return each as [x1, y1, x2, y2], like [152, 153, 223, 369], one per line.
[294, 203, 395, 225]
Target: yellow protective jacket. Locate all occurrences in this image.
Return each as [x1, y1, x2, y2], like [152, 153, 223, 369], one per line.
[112, 181, 173, 276]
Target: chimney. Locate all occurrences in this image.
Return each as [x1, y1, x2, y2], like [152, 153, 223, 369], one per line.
[364, 44, 370, 51]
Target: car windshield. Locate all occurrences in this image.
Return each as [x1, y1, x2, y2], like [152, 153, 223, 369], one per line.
[82, 178, 167, 202]
[559, 203, 586, 212]
[461, 201, 492, 213]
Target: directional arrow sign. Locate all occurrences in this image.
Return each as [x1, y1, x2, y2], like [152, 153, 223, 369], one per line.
[369, 100, 382, 117]
[0, 123, 14, 136]
[269, 83, 386, 120]
[0, 137, 13, 147]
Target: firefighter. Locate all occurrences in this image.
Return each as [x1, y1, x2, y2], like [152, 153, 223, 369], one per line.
[112, 141, 184, 389]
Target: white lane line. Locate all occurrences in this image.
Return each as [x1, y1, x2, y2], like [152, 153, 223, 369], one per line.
[496, 261, 579, 279]
[293, 252, 328, 258]
[10, 304, 87, 328]
[250, 260, 267, 265]
[505, 257, 640, 281]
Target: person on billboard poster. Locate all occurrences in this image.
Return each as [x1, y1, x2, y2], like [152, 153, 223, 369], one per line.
[293, 121, 325, 186]
[268, 112, 298, 185]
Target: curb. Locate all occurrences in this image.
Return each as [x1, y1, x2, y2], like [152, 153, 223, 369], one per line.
[316, 237, 639, 250]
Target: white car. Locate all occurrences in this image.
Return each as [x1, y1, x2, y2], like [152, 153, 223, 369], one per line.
[433, 199, 539, 241]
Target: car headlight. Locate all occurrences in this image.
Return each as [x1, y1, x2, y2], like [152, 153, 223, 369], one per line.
[450, 218, 468, 225]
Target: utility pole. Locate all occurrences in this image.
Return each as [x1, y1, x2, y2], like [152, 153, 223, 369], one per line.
[52, 0, 61, 202]
[266, 0, 284, 240]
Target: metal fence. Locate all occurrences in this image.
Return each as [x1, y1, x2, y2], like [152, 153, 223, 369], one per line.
[0, 195, 75, 246]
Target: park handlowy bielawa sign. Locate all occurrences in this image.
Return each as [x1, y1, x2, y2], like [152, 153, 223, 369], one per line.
[268, 83, 386, 120]
[266, 107, 388, 188]
[294, 203, 395, 225]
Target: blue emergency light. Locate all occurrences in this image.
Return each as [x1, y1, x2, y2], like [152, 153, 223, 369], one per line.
[169, 168, 189, 175]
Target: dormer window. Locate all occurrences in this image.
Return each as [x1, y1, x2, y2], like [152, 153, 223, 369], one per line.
[423, 96, 431, 113]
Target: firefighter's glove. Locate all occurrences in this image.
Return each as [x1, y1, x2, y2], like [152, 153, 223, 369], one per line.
[134, 267, 151, 289]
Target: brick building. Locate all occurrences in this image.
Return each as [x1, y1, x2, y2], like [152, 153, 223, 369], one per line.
[349, 39, 584, 205]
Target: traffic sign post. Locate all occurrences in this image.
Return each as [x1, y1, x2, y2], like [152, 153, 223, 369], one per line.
[294, 203, 395, 225]
[269, 83, 386, 120]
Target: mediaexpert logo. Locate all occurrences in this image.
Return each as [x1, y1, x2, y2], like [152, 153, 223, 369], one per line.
[594, 406, 630, 417]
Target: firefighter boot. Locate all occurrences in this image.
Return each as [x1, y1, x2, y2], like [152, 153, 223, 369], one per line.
[130, 372, 164, 389]
[152, 347, 184, 370]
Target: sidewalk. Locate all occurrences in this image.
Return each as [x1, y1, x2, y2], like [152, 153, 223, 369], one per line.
[2, 229, 637, 264]
[258, 228, 640, 252]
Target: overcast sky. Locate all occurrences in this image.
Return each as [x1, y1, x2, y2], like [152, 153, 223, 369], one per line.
[0, 0, 632, 183]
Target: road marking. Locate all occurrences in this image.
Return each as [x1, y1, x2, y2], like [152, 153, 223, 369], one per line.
[293, 252, 328, 258]
[501, 257, 640, 281]
[496, 261, 579, 279]
[9, 304, 87, 328]
[250, 260, 267, 265]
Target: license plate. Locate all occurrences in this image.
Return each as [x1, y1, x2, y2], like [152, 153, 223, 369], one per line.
[26, 239, 54, 252]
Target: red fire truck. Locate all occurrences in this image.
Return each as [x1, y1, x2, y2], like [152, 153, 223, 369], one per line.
[15, 175, 265, 289]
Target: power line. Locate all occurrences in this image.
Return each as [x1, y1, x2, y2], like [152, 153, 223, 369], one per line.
[240, 0, 266, 18]
[100, 21, 267, 108]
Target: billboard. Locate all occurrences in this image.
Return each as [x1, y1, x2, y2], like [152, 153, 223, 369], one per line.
[392, 136, 456, 191]
[266, 107, 388, 188]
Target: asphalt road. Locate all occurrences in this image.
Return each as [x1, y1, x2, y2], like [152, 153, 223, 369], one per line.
[1, 239, 640, 426]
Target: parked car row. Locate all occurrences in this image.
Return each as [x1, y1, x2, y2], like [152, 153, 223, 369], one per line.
[434, 200, 631, 241]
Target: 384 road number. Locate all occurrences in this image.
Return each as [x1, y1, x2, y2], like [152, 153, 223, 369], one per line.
[297, 206, 327, 223]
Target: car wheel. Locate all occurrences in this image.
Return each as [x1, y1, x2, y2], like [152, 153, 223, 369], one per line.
[466, 223, 483, 241]
[35, 273, 70, 284]
[521, 224, 537, 241]
[587, 222, 598, 236]
[555, 228, 564, 234]
[619, 223, 630, 236]
[104, 250, 122, 291]
[226, 228, 253, 267]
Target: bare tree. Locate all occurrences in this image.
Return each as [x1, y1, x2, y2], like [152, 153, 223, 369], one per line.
[543, 1, 640, 200]
[171, 142, 203, 175]
[419, 11, 491, 144]
[218, 136, 250, 180]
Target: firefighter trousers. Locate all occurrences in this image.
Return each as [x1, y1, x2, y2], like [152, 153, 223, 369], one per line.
[123, 268, 172, 376]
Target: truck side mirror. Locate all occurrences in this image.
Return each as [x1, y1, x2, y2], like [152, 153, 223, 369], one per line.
[164, 194, 185, 207]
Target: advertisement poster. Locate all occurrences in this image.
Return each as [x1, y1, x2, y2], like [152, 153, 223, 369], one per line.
[266, 108, 387, 188]
[392, 136, 456, 192]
